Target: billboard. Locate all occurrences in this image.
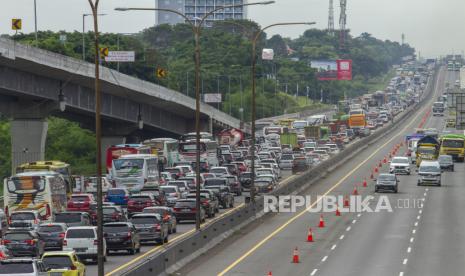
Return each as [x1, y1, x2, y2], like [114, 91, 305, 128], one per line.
[310, 60, 352, 81]
[204, 93, 222, 103]
[262, 49, 274, 60]
[105, 51, 135, 62]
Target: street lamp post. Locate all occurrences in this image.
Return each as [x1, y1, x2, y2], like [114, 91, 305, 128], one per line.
[249, 22, 315, 203]
[116, 0, 275, 231]
[82, 13, 106, 61]
[33, 0, 38, 44]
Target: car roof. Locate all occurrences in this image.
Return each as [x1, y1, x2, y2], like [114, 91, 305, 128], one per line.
[131, 213, 161, 218]
[392, 156, 408, 160]
[39, 222, 67, 227]
[11, 210, 39, 214]
[420, 160, 440, 166]
[42, 251, 76, 257]
[66, 226, 97, 230]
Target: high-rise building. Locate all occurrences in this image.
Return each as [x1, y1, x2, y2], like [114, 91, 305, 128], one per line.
[156, 0, 248, 26]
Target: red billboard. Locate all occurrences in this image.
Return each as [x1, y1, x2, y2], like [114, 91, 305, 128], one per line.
[337, 59, 352, 80]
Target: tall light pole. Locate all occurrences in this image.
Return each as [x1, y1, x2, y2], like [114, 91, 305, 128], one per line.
[87, 1, 104, 276]
[116, 0, 274, 230]
[249, 22, 315, 203]
[82, 13, 106, 61]
[33, 0, 38, 44]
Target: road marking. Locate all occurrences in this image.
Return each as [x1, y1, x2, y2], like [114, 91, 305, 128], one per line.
[217, 97, 434, 276]
[403, 258, 408, 265]
[310, 269, 318, 276]
[339, 235, 344, 240]
[352, 219, 357, 224]
[346, 226, 351, 232]
[412, 229, 416, 234]
[106, 203, 245, 276]
[407, 247, 412, 253]
[425, 188, 429, 191]
[322, 255, 328, 262]
[423, 192, 427, 196]
[414, 222, 418, 227]
[410, 237, 414, 243]
[417, 215, 421, 220]
[418, 209, 422, 214]
[331, 244, 337, 250]
[357, 213, 362, 217]
[399, 272, 404, 276]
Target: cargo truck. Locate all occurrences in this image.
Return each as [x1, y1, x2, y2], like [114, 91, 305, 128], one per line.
[280, 132, 298, 149]
[415, 136, 440, 166]
[439, 134, 465, 162]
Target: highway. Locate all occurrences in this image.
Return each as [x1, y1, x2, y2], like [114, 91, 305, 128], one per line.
[173, 67, 462, 276]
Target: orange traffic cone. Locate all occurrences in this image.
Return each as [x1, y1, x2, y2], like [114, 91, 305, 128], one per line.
[307, 228, 314, 242]
[378, 161, 382, 168]
[389, 152, 392, 159]
[370, 171, 374, 179]
[292, 247, 300, 263]
[319, 214, 325, 228]
[352, 186, 359, 195]
[268, 271, 273, 276]
[374, 167, 379, 173]
[363, 178, 367, 187]
[383, 156, 387, 163]
[335, 206, 341, 216]
[343, 195, 350, 207]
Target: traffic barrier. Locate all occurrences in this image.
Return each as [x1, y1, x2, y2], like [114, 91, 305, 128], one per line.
[343, 195, 350, 208]
[307, 228, 314, 242]
[352, 186, 359, 195]
[335, 206, 341, 216]
[318, 214, 325, 228]
[268, 271, 273, 276]
[292, 247, 300, 263]
[374, 167, 379, 173]
[378, 161, 382, 168]
[120, 66, 439, 276]
[363, 178, 367, 187]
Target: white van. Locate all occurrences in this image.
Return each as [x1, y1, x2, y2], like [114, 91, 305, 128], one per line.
[111, 154, 160, 192]
[63, 226, 106, 262]
[417, 160, 441, 186]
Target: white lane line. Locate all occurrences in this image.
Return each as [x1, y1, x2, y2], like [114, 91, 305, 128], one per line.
[403, 258, 408, 265]
[321, 255, 328, 262]
[424, 192, 427, 196]
[425, 188, 429, 191]
[310, 269, 318, 276]
[399, 272, 404, 276]
[410, 237, 415, 243]
[417, 215, 421, 220]
[357, 213, 362, 217]
[346, 226, 351, 232]
[407, 247, 412, 253]
[419, 209, 422, 214]
[412, 229, 416, 234]
[339, 235, 345, 240]
[331, 244, 337, 250]
[414, 222, 418, 227]
[352, 219, 357, 224]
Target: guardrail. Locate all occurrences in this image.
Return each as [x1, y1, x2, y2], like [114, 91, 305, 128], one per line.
[121, 67, 438, 276]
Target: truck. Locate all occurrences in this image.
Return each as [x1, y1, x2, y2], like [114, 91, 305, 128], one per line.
[439, 134, 465, 162]
[280, 132, 298, 149]
[218, 128, 244, 147]
[304, 126, 321, 140]
[415, 136, 440, 166]
[348, 111, 367, 131]
[432, 102, 445, 116]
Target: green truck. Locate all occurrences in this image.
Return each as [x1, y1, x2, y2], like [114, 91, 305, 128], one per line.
[280, 132, 298, 148]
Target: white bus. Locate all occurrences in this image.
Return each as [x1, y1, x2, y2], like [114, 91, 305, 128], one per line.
[111, 154, 160, 192]
[179, 139, 219, 167]
[143, 138, 180, 167]
[3, 171, 67, 221]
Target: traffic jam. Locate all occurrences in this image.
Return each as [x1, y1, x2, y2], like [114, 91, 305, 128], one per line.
[0, 63, 434, 275]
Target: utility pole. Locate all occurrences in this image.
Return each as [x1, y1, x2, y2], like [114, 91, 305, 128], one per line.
[339, 0, 347, 49]
[328, 0, 334, 35]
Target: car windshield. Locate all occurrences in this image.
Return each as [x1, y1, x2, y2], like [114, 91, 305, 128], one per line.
[143, 208, 165, 215]
[55, 213, 82, 223]
[442, 140, 464, 148]
[418, 147, 436, 154]
[66, 229, 95, 238]
[240, 173, 252, 178]
[205, 179, 227, 186]
[0, 262, 34, 274]
[4, 232, 32, 240]
[130, 196, 151, 202]
[103, 225, 129, 233]
[107, 189, 126, 195]
[113, 159, 144, 177]
[102, 208, 118, 215]
[175, 201, 196, 208]
[42, 256, 73, 269]
[38, 225, 63, 232]
[161, 187, 177, 193]
[131, 216, 160, 224]
[71, 195, 90, 201]
[420, 166, 440, 173]
[392, 158, 409, 164]
[438, 156, 452, 162]
[378, 174, 395, 181]
[10, 213, 35, 220]
[210, 168, 226, 174]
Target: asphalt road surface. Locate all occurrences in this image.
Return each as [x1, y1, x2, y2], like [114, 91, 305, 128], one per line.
[176, 67, 460, 276]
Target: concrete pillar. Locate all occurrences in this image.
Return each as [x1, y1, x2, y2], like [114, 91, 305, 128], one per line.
[101, 136, 126, 172]
[11, 119, 48, 173]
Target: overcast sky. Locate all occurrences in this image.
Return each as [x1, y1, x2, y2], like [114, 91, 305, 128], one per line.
[0, 0, 463, 57]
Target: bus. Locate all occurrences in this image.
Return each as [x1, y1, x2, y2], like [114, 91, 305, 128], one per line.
[106, 144, 151, 172]
[142, 138, 180, 168]
[179, 139, 219, 167]
[111, 154, 160, 192]
[16, 161, 73, 196]
[263, 126, 288, 136]
[180, 132, 214, 141]
[4, 171, 67, 220]
[439, 134, 465, 161]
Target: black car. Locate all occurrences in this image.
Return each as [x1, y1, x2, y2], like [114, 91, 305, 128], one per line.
[130, 213, 169, 245]
[186, 193, 216, 218]
[140, 187, 168, 206]
[173, 199, 206, 223]
[239, 172, 253, 189]
[2, 230, 45, 257]
[438, 155, 454, 171]
[204, 185, 234, 208]
[292, 157, 309, 174]
[375, 173, 398, 193]
[255, 180, 274, 193]
[54, 212, 92, 227]
[142, 206, 177, 234]
[103, 222, 141, 255]
[37, 223, 67, 250]
[102, 206, 127, 223]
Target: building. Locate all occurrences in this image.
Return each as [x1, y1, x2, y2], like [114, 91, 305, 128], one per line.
[156, 0, 248, 26]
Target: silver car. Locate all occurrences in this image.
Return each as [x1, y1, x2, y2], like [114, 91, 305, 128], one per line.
[0, 258, 48, 276]
[279, 154, 294, 170]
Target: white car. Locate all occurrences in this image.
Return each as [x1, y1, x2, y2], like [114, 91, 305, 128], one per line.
[389, 156, 411, 174]
[8, 210, 42, 230]
[63, 226, 106, 262]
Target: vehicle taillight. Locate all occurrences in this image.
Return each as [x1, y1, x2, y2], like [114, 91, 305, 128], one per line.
[124, 196, 129, 201]
[34, 218, 39, 224]
[173, 208, 180, 212]
[45, 204, 51, 219]
[153, 224, 161, 231]
[25, 239, 35, 245]
[128, 200, 135, 206]
[59, 233, 65, 238]
[63, 240, 67, 246]
[144, 178, 148, 184]
[94, 240, 98, 245]
[70, 265, 77, 270]
[112, 213, 120, 219]
[127, 232, 132, 238]
[1, 240, 10, 245]
[144, 201, 152, 206]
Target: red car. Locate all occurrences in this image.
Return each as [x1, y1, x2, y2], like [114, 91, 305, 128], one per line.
[66, 194, 95, 212]
[127, 194, 156, 216]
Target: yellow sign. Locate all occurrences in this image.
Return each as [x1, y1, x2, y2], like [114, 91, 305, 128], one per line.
[12, 19, 22, 30]
[100, 47, 109, 57]
[156, 68, 167, 78]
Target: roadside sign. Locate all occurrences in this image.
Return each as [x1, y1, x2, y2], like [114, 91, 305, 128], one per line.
[104, 51, 135, 62]
[156, 68, 167, 78]
[12, 19, 22, 30]
[100, 47, 109, 57]
[204, 93, 222, 103]
[262, 49, 274, 60]
[456, 95, 465, 130]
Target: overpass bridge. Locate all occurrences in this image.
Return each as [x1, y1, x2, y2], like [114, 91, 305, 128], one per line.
[0, 37, 241, 170]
